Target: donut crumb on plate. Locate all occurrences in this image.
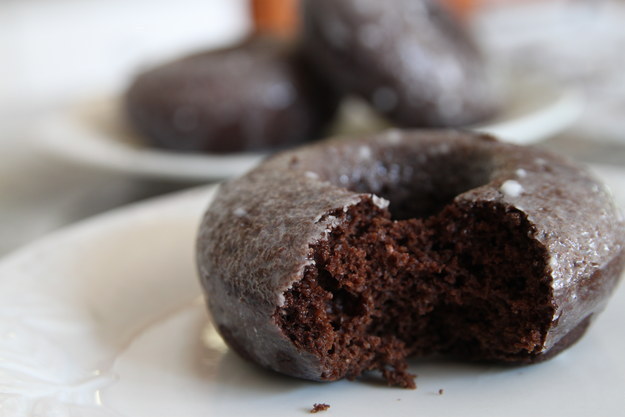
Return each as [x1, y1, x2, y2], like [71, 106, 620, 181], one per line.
[310, 403, 330, 413]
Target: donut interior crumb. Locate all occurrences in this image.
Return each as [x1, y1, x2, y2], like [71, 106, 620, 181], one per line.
[276, 193, 554, 387]
[310, 403, 330, 413]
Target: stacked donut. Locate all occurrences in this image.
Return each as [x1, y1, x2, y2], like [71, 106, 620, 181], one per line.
[124, 0, 497, 153]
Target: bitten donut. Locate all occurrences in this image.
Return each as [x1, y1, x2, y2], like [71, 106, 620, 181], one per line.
[124, 37, 337, 153]
[300, 0, 498, 127]
[197, 130, 625, 387]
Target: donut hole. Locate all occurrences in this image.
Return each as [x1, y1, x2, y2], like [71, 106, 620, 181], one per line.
[366, 159, 492, 220]
[276, 197, 554, 387]
[299, 142, 493, 219]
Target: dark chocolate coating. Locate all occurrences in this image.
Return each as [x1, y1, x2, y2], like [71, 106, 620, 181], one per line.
[124, 37, 338, 153]
[197, 130, 625, 381]
[300, 0, 498, 127]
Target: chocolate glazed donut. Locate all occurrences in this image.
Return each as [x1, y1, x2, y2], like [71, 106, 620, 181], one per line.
[197, 130, 625, 387]
[300, 0, 498, 127]
[124, 36, 338, 154]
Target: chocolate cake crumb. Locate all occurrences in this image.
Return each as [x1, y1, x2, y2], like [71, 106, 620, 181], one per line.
[310, 403, 330, 413]
[277, 199, 553, 387]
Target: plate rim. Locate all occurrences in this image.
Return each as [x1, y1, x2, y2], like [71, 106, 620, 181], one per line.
[33, 76, 584, 182]
[0, 184, 217, 269]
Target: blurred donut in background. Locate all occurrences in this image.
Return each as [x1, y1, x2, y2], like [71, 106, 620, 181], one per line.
[125, 0, 501, 153]
[300, 0, 499, 127]
[124, 0, 338, 154]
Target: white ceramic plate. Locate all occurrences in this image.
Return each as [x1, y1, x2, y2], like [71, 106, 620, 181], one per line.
[1, 164, 622, 417]
[36, 76, 583, 183]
